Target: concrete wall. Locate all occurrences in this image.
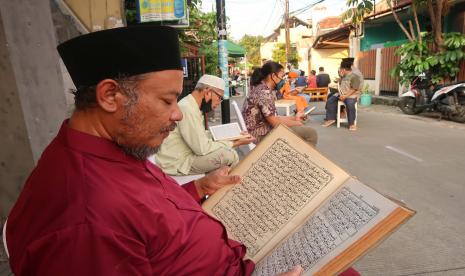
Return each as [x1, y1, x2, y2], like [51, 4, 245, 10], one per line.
[51, 0, 83, 109]
[260, 42, 277, 63]
[0, 1, 68, 217]
[0, 13, 35, 220]
[51, 0, 85, 44]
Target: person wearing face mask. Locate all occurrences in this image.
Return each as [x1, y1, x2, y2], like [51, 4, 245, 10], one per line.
[279, 71, 309, 113]
[241, 61, 318, 145]
[156, 74, 255, 175]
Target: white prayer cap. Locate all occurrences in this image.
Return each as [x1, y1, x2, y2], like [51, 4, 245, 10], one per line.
[197, 74, 225, 91]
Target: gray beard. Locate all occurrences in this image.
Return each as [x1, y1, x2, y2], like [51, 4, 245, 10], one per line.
[119, 144, 159, 161]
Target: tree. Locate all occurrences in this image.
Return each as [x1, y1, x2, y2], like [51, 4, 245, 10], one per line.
[177, 3, 219, 75]
[343, 0, 465, 84]
[272, 43, 299, 67]
[186, 11, 219, 75]
[238, 35, 265, 67]
[200, 42, 219, 75]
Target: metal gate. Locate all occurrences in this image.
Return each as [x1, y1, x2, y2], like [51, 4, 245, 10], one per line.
[358, 49, 376, 79]
[380, 46, 401, 95]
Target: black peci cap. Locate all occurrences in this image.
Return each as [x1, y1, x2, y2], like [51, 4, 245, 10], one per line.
[341, 57, 355, 65]
[57, 25, 182, 87]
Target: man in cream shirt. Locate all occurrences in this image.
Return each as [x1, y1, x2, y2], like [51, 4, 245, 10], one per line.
[156, 75, 254, 175]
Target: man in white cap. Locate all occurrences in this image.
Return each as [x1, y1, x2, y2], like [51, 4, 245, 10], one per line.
[156, 74, 255, 175]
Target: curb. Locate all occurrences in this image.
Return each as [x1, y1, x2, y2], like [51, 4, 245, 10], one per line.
[371, 95, 400, 106]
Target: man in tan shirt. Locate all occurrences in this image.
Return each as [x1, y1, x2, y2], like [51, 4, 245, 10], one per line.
[322, 60, 361, 131]
[156, 75, 254, 175]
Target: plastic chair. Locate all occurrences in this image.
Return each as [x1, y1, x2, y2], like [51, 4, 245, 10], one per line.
[2, 218, 9, 258]
[147, 155, 204, 185]
[231, 100, 256, 151]
[337, 100, 358, 128]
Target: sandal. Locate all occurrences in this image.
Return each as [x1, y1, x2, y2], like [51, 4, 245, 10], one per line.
[349, 125, 357, 131]
[322, 120, 336, 127]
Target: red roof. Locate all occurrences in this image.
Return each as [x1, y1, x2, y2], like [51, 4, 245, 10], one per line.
[318, 16, 343, 30]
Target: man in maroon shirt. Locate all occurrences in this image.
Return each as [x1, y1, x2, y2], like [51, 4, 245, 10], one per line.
[5, 26, 311, 275]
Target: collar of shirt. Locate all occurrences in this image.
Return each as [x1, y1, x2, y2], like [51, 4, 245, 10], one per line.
[184, 94, 203, 118]
[56, 120, 204, 210]
[56, 119, 144, 166]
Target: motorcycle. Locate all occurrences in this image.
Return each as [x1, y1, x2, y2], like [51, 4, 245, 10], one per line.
[399, 73, 465, 123]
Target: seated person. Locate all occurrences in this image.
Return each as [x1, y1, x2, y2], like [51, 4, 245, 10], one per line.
[156, 74, 254, 175]
[295, 70, 307, 87]
[316, 66, 331, 87]
[322, 60, 361, 131]
[242, 61, 318, 146]
[6, 25, 357, 276]
[280, 71, 309, 113]
[295, 70, 312, 104]
[307, 70, 317, 88]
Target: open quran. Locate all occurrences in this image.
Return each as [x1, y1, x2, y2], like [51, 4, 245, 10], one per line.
[202, 125, 415, 276]
[209, 122, 251, 141]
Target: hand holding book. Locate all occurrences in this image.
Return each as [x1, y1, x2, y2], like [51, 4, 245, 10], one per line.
[202, 125, 415, 276]
[232, 131, 255, 147]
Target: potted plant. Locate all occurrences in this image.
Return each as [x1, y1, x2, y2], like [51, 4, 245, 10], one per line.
[360, 84, 372, 106]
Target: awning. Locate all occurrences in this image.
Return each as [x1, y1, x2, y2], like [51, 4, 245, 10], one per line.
[225, 40, 246, 57]
[312, 25, 351, 49]
[208, 40, 245, 57]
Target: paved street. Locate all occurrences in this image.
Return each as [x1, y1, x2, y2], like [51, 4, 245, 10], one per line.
[228, 91, 465, 275]
[2, 95, 465, 276]
[306, 103, 465, 276]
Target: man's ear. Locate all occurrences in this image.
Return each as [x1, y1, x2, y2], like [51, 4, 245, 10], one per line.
[203, 88, 211, 100]
[95, 79, 123, 112]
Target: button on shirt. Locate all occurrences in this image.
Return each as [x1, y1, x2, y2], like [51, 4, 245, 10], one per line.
[6, 120, 255, 275]
[156, 94, 235, 175]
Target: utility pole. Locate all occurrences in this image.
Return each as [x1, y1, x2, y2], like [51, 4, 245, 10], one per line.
[284, 0, 291, 68]
[216, 0, 230, 123]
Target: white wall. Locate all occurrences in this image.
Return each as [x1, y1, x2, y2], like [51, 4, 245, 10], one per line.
[310, 48, 348, 80]
[260, 42, 277, 62]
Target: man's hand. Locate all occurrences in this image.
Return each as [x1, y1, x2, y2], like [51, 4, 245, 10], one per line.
[276, 266, 303, 276]
[232, 132, 255, 147]
[194, 166, 240, 198]
[339, 95, 346, 101]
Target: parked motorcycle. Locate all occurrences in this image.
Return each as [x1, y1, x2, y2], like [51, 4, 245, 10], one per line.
[399, 73, 465, 123]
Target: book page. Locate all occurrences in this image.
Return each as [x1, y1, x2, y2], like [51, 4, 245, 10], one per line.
[209, 122, 245, 141]
[231, 100, 248, 131]
[203, 125, 350, 262]
[252, 178, 402, 276]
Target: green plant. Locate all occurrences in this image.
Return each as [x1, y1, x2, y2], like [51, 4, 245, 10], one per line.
[343, 0, 374, 24]
[200, 42, 219, 75]
[360, 84, 372, 95]
[391, 32, 465, 85]
[238, 35, 265, 67]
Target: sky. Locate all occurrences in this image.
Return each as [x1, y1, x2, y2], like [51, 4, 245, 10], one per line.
[200, 0, 348, 41]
